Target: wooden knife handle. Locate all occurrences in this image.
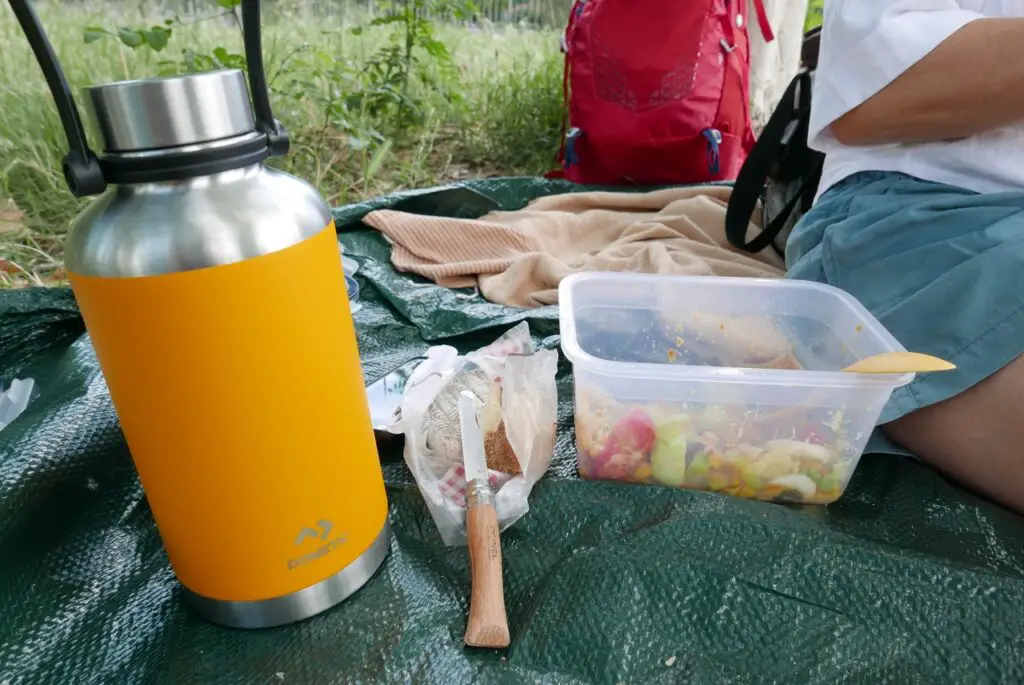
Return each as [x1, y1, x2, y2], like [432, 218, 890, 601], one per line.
[464, 500, 510, 648]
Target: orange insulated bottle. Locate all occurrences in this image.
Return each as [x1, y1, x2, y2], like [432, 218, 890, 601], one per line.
[10, 0, 390, 628]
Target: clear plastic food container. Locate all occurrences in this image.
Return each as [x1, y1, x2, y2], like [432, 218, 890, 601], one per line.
[559, 273, 914, 504]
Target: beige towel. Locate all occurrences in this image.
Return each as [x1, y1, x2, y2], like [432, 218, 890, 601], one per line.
[361, 185, 783, 308]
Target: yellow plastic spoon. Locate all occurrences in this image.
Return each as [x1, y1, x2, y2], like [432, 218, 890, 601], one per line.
[843, 351, 956, 374]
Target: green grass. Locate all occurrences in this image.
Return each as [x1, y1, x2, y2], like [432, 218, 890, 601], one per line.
[0, 0, 825, 286]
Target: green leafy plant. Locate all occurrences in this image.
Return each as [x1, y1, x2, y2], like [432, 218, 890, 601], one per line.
[348, 0, 477, 135]
[79, 0, 470, 143]
[279, 50, 384, 138]
[82, 0, 246, 76]
[83, 22, 174, 52]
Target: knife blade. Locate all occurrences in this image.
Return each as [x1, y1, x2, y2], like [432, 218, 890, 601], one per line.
[458, 391, 489, 485]
[457, 390, 510, 648]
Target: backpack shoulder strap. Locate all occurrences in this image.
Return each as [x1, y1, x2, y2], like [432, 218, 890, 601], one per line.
[802, 26, 821, 69]
[725, 28, 822, 253]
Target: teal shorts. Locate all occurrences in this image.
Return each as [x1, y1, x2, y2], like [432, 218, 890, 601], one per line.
[785, 171, 1024, 454]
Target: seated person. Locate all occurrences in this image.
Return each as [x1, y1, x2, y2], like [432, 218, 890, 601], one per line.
[787, 1, 1024, 513]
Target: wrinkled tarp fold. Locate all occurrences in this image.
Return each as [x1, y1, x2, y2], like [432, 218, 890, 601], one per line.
[1, 178, 1023, 684]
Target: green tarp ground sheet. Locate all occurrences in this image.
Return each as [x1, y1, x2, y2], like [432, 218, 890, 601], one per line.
[2, 177, 1024, 685]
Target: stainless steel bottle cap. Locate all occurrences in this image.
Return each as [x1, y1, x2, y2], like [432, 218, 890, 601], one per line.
[85, 70, 256, 153]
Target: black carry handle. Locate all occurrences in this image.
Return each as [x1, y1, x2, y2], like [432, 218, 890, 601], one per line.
[7, 0, 287, 198]
[8, 0, 105, 197]
[241, 0, 289, 157]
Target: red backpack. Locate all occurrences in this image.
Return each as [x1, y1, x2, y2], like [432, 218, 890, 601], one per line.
[553, 0, 774, 186]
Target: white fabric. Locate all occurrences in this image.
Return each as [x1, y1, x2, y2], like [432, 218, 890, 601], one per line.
[748, 0, 809, 131]
[811, 1, 1024, 198]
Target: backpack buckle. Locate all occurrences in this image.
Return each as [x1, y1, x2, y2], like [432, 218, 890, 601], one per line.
[701, 128, 723, 175]
[564, 128, 583, 169]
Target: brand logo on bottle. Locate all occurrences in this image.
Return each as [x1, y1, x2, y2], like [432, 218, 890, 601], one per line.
[294, 519, 333, 545]
[287, 519, 347, 570]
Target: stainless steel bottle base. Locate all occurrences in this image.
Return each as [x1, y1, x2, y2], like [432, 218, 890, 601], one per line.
[182, 520, 391, 629]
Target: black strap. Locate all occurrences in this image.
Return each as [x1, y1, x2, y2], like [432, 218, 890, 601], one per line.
[726, 25, 825, 255]
[726, 70, 812, 253]
[801, 26, 821, 70]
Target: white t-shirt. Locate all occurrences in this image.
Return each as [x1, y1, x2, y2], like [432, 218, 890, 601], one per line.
[811, 0, 1024, 199]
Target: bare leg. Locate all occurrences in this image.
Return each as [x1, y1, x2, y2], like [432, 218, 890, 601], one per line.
[883, 354, 1024, 514]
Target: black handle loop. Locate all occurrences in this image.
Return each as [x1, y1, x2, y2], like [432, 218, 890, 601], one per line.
[8, 0, 106, 197]
[241, 0, 289, 157]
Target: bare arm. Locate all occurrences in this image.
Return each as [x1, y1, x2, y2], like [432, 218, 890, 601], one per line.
[832, 18, 1024, 146]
